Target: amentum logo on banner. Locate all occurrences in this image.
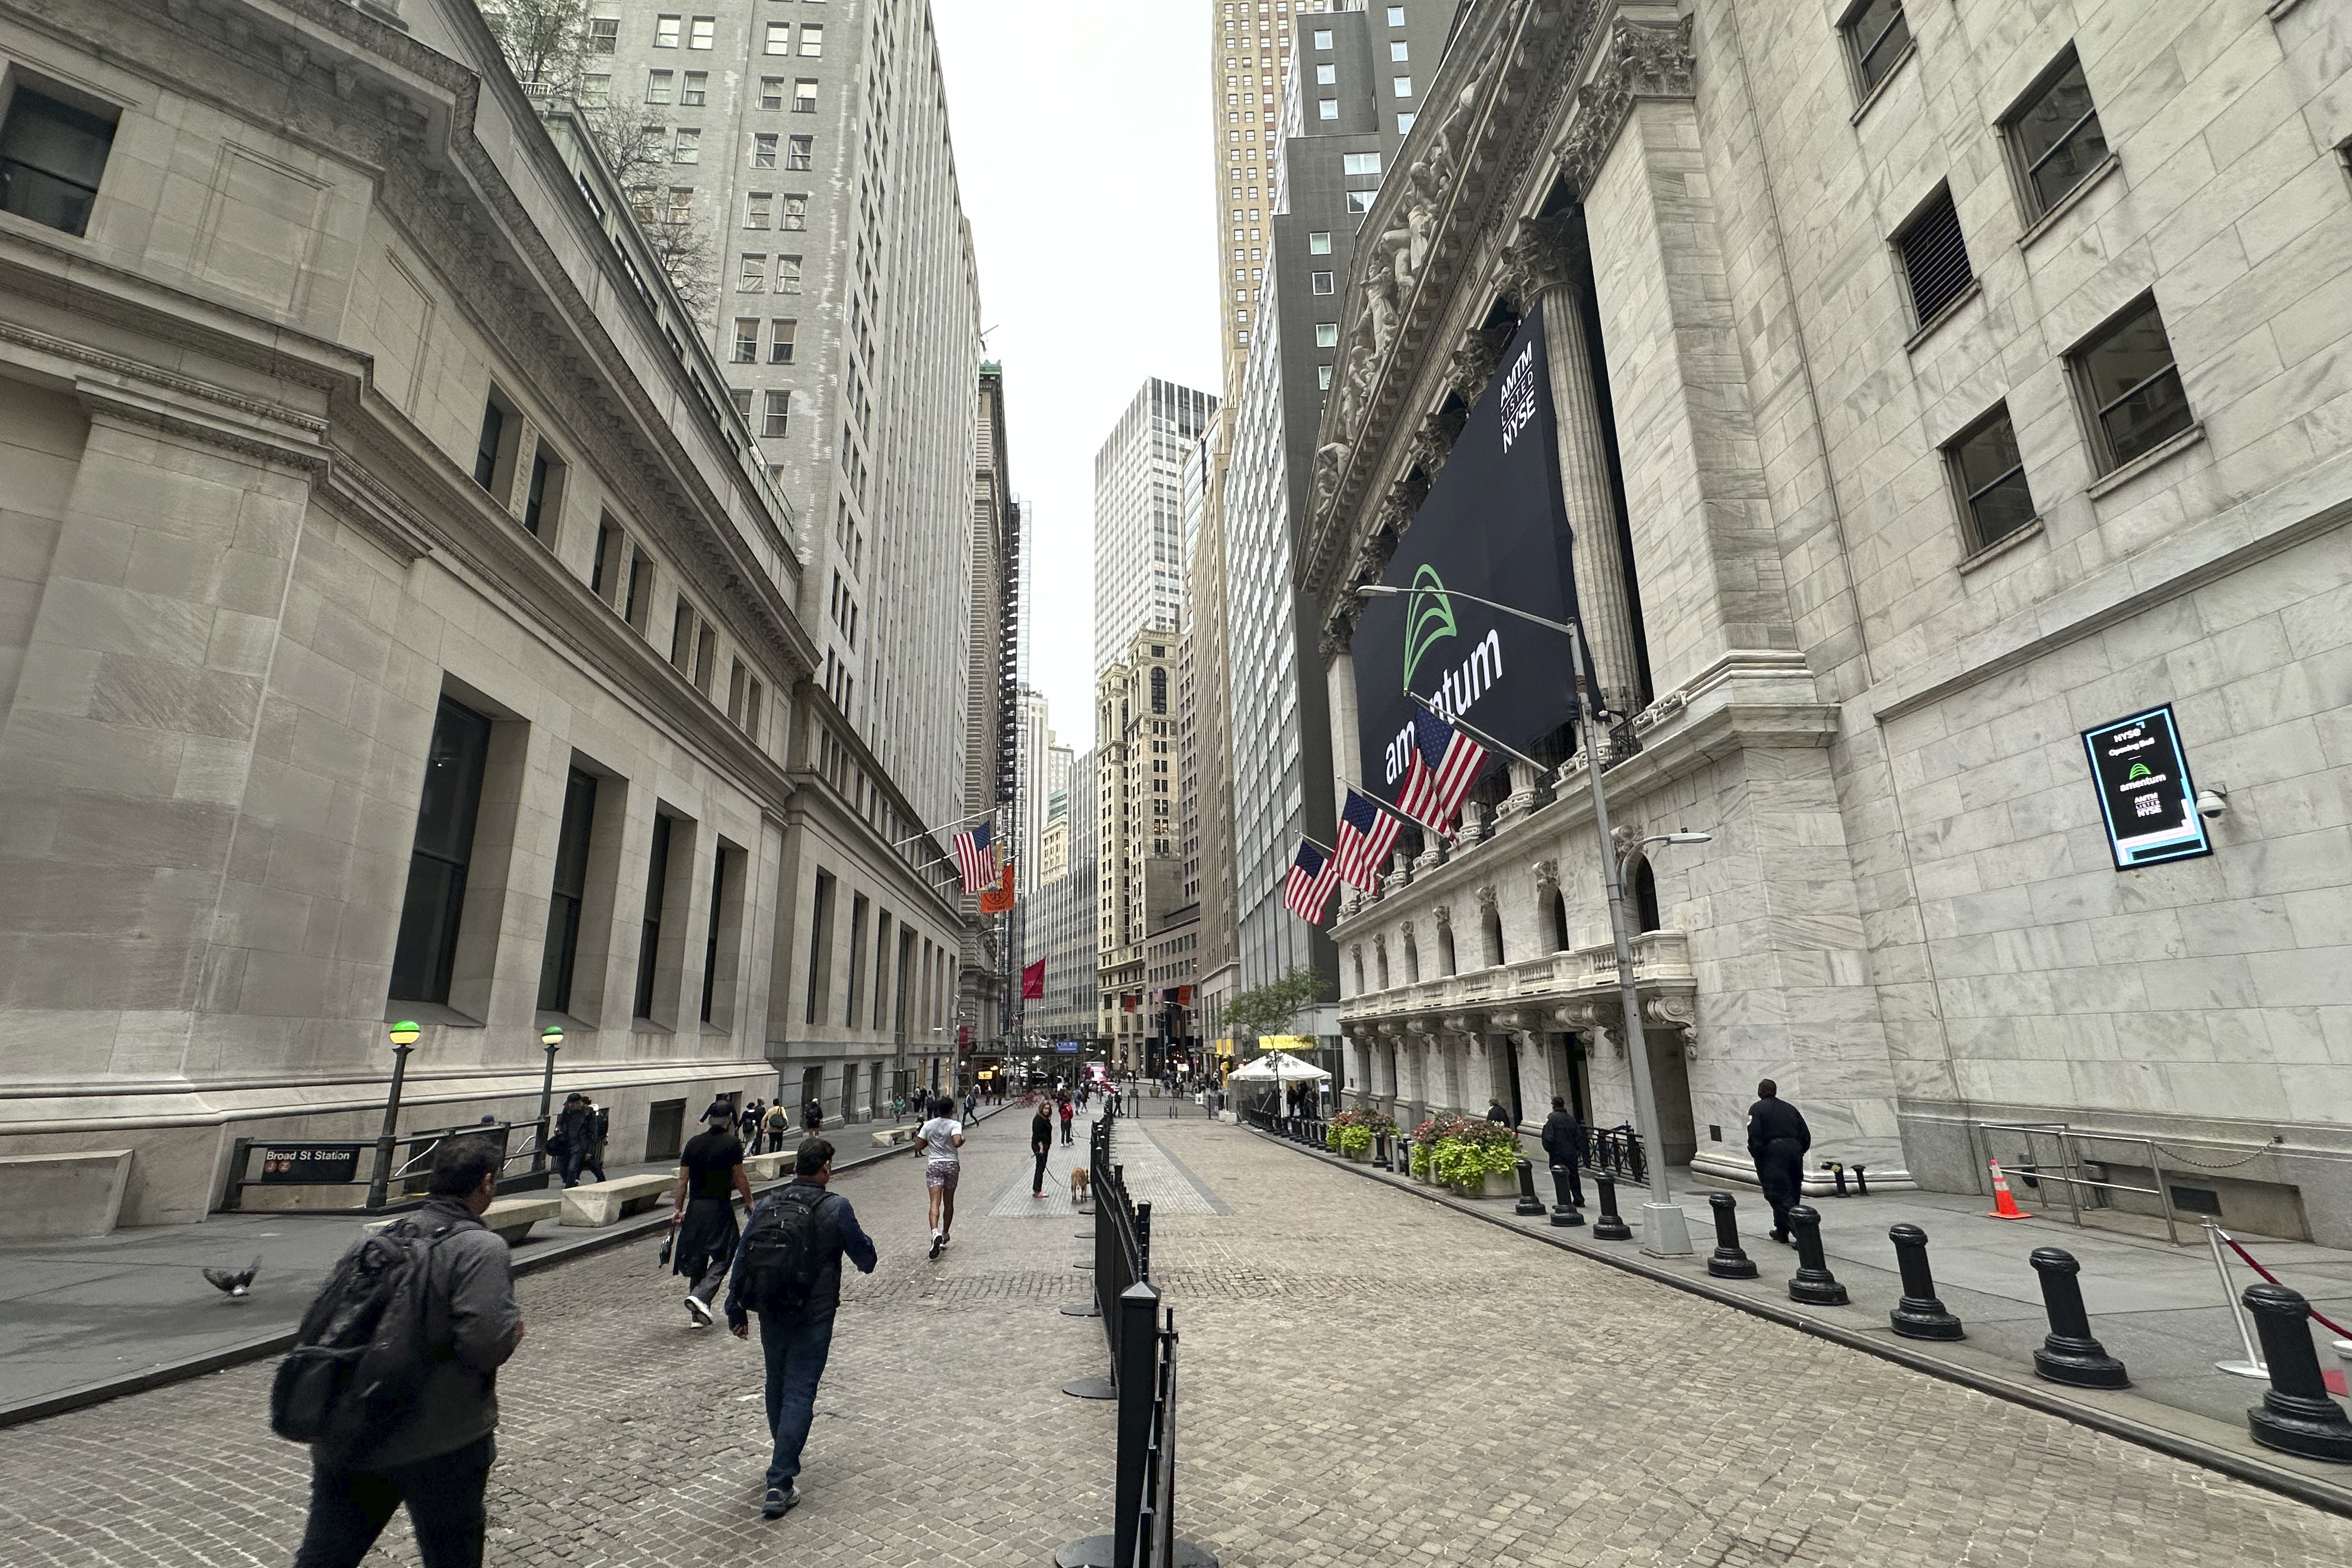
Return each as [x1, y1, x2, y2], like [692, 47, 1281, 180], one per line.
[1352, 304, 1582, 793]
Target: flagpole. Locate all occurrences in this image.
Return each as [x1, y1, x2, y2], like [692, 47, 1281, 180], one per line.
[1406, 691, 1545, 772]
[1357, 788, 1455, 845]
[889, 805, 999, 851]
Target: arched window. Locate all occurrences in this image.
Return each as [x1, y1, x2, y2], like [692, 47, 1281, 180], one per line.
[1438, 924, 1457, 976]
[1403, 930, 1420, 984]
[1631, 856, 1662, 933]
[1352, 947, 1365, 995]
[1550, 889, 1571, 952]
[1376, 940, 1390, 990]
[1150, 668, 1167, 713]
[1482, 904, 1505, 967]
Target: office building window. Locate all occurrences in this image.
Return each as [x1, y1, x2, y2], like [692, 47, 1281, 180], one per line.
[1896, 185, 1973, 327]
[0, 87, 117, 238]
[1392, 40, 1410, 60]
[730, 387, 752, 419]
[1943, 403, 2036, 551]
[1342, 151, 1381, 175]
[787, 135, 813, 170]
[1315, 322, 1338, 347]
[1387, 5, 1406, 23]
[2005, 51, 2109, 219]
[472, 389, 515, 493]
[1397, 112, 1415, 134]
[587, 17, 618, 52]
[681, 71, 707, 106]
[794, 79, 819, 112]
[769, 318, 796, 363]
[739, 253, 766, 290]
[1316, 64, 1336, 85]
[1393, 76, 1412, 97]
[1318, 365, 1332, 389]
[672, 127, 700, 162]
[633, 815, 672, 1020]
[624, 550, 652, 630]
[732, 318, 759, 363]
[1313, 28, 1332, 48]
[780, 193, 807, 229]
[389, 697, 492, 1004]
[591, 518, 620, 599]
[799, 24, 823, 55]
[1840, 0, 1910, 97]
[776, 254, 802, 293]
[2071, 296, 2194, 473]
[745, 191, 771, 228]
[664, 186, 692, 224]
[536, 768, 598, 1014]
[523, 442, 564, 536]
[763, 389, 791, 437]
[1318, 100, 1338, 120]
[688, 15, 714, 49]
[1310, 271, 1333, 293]
[759, 76, 785, 108]
[646, 69, 674, 103]
[701, 850, 730, 1024]
[753, 132, 778, 167]
[1308, 231, 1330, 254]
[765, 23, 790, 55]
[580, 74, 610, 106]
[1346, 190, 1376, 213]
[654, 14, 680, 47]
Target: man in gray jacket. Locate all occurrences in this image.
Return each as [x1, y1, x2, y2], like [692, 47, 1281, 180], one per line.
[292, 1136, 524, 1568]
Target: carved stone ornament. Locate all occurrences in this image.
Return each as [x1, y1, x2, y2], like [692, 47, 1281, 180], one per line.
[1555, 15, 1697, 200]
[1311, 440, 1351, 512]
[1408, 416, 1453, 479]
[1644, 995, 1697, 1032]
[1611, 823, 1641, 862]
[1532, 857, 1560, 890]
[1447, 323, 1514, 403]
[1495, 212, 1590, 316]
[1475, 884, 1499, 912]
[1431, 902, 1452, 932]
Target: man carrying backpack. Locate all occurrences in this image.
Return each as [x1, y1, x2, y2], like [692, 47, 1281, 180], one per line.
[764, 1098, 792, 1152]
[285, 1136, 522, 1568]
[726, 1136, 877, 1519]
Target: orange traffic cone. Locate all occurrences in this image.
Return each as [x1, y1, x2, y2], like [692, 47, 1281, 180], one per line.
[1986, 1157, 2032, 1219]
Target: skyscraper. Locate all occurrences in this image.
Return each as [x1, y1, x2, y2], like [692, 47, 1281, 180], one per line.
[1015, 686, 1052, 894]
[1210, 1, 1303, 411]
[1093, 379, 1217, 673]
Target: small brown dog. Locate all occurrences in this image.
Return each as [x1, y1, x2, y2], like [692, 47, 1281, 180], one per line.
[1068, 1165, 1091, 1207]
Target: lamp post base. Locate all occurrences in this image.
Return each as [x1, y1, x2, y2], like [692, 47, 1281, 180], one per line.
[1639, 1202, 1693, 1257]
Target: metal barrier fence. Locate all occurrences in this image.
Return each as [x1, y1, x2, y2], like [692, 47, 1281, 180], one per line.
[1246, 1106, 1644, 1185]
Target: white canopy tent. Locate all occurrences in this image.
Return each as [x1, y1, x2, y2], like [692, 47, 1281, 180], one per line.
[1228, 1050, 1332, 1115]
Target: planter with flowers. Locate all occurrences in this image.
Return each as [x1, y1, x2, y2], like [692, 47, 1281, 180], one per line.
[1324, 1108, 1398, 1162]
[1412, 1113, 1521, 1196]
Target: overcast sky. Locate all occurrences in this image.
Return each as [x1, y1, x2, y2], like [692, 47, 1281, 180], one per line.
[933, 1, 1221, 755]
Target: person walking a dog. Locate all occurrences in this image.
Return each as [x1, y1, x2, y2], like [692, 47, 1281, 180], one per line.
[1030, 1099, 1054, 1199]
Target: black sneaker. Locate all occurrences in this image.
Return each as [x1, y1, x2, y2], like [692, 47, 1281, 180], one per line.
[762, 1485, 798, 1519]
[928, 1231, 944, 1260]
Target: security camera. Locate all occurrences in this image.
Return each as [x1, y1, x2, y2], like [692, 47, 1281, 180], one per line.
[2195, 785, 2229, 821]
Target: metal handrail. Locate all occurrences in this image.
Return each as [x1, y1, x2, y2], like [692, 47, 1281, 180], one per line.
[1973, 1119, 2185, 1246]
[222, 1120, 547, 1213]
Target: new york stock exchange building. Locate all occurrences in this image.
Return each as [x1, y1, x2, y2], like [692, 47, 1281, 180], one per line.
[1305, 1, 2352, 1243]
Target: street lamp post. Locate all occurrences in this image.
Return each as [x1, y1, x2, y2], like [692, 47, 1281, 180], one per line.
[532, 1023, 564, 1180]
[1356, 583, 1709, 1256]
[368, 1020, 422, 1211]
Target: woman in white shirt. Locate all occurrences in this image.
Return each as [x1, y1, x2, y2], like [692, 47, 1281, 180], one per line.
[919, 1096, 966, 1259]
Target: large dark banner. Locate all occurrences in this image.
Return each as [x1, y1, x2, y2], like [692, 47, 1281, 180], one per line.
[1351, 304, 1580, 796]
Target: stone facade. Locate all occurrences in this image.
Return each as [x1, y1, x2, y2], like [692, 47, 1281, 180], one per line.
[1300, 0, 2352, 1242]
[0, 0, 981, 1223]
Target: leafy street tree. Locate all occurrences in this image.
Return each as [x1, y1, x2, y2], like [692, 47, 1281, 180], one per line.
[1222, 967, 1327, 1051]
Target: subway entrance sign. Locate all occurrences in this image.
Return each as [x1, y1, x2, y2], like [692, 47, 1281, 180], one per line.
[2081, 704, 2211, 870]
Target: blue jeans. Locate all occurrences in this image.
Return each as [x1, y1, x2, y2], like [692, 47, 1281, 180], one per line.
[758, 1310, 836, 1488]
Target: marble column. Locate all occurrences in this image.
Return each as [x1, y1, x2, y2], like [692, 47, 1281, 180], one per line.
[1500, 213, 1643, 727]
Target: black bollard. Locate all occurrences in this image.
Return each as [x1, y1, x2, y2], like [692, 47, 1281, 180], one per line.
[1785, 1205, 1849, 1305]
[2243, 1283, 2352, 1462]
[1824, 1161, 1848, 1197]
[1852, 1164, 1869, 1197]
[1548, 1164, 1585, 1228]
[1512, 1157, 1545, 1216]
[1887, 1224, 1964, 1340]
[1707, 1192, 1759, 1279]
[2029, 1247, 2128, 1388]
[1591, 1173, 1632, 1241]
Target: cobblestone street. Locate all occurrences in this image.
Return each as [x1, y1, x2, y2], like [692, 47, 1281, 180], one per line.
[7, 1106, 2352, 1566]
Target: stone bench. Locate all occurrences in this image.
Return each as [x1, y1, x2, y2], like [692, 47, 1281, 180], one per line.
[743, 1152, 792, 1181]
[0, 1149, 132, 1238]
[365, 1194, 562, 1246]
[870, 1125, 915, 1148]
[559, 1173, 674, 1227]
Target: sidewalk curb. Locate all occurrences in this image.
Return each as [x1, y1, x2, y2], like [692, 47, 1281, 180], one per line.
[0, 1109, 1008, 1432]
[1243, 1126, 2352, 1521]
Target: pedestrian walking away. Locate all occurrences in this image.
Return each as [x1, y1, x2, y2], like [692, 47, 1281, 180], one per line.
[1485, 1097, 1512, 1125]
[1029, 1100, 1055, 1197]
[1539, 1095, 1585, 1207]
[1747, 1079, 1812, 1243]
[739, 1098, 765, 1156]
[551, 1093, 596, 1188]
[1057, 1093, 1074, 1146]
[918, 1094, 966, 1257]
[803, 1097, 824, 1135]
[577, 1094, 608, 1184]
[726, 1136, 878, 1519]
[286, 1135, 523, 1568]
[763, 1098, 792, 1154]
[671, 1101, 755, 1327]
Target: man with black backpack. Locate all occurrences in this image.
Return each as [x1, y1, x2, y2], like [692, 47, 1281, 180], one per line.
[282, 1136, 522, 1568]
[725, 1136, 877, 1519]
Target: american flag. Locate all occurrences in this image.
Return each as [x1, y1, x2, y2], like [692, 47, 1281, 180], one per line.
[1281, 841, 1341, 926]
[1396, 706, 1490, 836]
[951, 820, 995, 893]
[1333, 788, 1401, 892]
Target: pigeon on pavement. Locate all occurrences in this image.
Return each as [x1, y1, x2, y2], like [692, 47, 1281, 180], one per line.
[202, 1257, 260, 1299]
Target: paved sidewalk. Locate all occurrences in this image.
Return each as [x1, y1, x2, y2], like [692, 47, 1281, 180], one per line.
[1255, 1123, 2352, 1509]
[0, 1103, 1010, 1422]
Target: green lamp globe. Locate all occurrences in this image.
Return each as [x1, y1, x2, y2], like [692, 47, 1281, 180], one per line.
[388, 1021, 422, 1049]
[540, 1024, 565, 1049]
